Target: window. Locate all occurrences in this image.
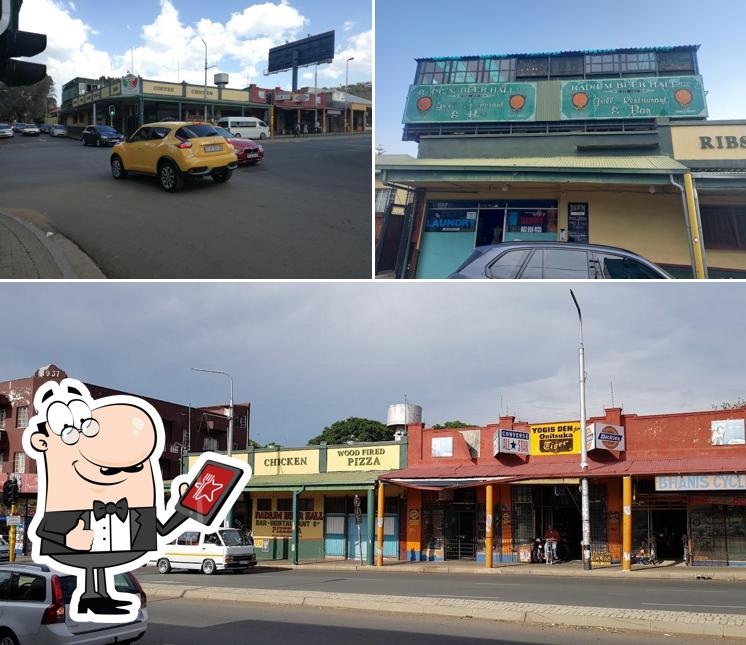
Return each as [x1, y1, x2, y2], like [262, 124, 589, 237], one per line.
[657, 50, 695, 74]
[0, 408, 6, 428]
[375, 188, 396, 213]
[486, 249, 530, 279]
[277, 498, 292, 512]
[256, 498, 271, 511]
[13, 574, 46, 602]
[203, 436, 219, 451]
[15, 406, 28, 428]
[585, 53, 620, 75]
[0, 571, 11, 600]
[594, 253, 662, 279]
[177, 531, 200, 546]
[175, 124, 218, 139]
[151, 127, 170, 139]
[130, 127, 152, 142]
[520, 249, 591, 279]
[701, 205, 746, 250]
[204, 533, 220, 545]
[620, 52, 656, 74]
[298, 497, 314, 512]
[13, 452, 25, 473]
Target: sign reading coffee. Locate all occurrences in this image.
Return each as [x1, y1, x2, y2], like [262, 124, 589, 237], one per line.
[529, 421, 581, 455]
[403, 82, 537, 124]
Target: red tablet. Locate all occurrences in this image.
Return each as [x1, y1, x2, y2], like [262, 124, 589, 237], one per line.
[175, 460, 245, 525]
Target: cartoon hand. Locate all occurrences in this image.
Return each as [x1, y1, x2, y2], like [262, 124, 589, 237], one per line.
[66, 519, 94, 551]
[179, 483, 188, 497]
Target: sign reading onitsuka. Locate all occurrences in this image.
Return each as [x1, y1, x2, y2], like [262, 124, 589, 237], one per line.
[530, 422, 581, 455]
[561, 75, 707, 120]
[403, 82, 537, 124]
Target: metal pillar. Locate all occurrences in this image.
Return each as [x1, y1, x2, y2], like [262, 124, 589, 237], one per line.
[684, 172, 708, 279]
[485, 484, 494, 568]
[366, 488, 375, 565]
[623, 476, 632, 571]
[376, 482, 385, 566]
[292, 490, 300, 565]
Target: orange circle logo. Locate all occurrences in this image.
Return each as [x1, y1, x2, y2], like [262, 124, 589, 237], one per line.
[416, 96, 433, 112]
[509, 94, 526, 112]
[572, 92, 589, 111]
[674, 88, 693, 109]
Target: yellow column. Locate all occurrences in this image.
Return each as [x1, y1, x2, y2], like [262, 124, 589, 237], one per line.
[485, 484, 494, 569]
[684, 172, 707, 279]
[376, 482, 385, 566]
[622, 476, 632, 571]
[8, 503, 16, 563]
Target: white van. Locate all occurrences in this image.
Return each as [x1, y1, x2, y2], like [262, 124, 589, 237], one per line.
[152, 528, 258, 575]
[217, 117, 270, 140]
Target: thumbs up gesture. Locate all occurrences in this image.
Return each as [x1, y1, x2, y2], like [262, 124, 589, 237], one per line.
[66, 518, 94, 551]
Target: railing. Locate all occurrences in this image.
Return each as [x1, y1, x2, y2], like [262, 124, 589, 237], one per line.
[445, 537, 476, 560]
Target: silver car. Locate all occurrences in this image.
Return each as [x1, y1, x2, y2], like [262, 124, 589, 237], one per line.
[0, 562, 148, 644]
[0, 123, 14, 138]
[22, 124, 40, 136]
[50, 125, 67, 138]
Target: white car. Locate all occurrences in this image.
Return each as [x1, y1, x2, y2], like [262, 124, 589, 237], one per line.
[50, 125, 67, 138]
[0, 562, 148, 644]
[152, 528, 257, 574]
[0, 123, 14, 138]
[22, 124, 40, 136]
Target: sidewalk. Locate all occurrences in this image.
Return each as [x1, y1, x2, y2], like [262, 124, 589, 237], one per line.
[142, 582, 746, 639]
[279, 557, 746, 582]
[0, 210, 105, 278]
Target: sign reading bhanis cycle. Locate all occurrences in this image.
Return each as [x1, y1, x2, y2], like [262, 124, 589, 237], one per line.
[561, 75, 707, 120]
[403, 82, 537, 124]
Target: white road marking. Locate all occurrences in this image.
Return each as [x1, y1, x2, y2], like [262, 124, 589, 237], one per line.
[641, 602, 746, 609]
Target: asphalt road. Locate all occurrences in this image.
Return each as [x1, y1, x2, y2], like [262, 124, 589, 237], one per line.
[136, 566, 746, 615]
[0, 133, 371, 278]
[141, 597, 739, 644]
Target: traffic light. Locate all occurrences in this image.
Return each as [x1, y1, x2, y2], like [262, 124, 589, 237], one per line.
[2, 478, 18, 507]
[0, 0, 47, 86]
[265, 91, 272, 105]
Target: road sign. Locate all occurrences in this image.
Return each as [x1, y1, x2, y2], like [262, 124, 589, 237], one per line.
[6, 515, 20, 526]
[353, 494, 361, 507]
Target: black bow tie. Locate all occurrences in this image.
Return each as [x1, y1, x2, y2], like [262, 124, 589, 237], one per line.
[93, 499, 129, 522]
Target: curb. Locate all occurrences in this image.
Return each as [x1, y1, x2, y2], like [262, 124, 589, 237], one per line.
[142, 583, 746, 639]
[0, 210, 105, 279]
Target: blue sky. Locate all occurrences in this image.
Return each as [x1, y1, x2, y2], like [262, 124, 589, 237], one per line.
[376, 0, 746, 155]
[22, 0, 371, 99]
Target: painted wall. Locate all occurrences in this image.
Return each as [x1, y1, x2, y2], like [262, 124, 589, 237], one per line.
[250, 491, 324, 560]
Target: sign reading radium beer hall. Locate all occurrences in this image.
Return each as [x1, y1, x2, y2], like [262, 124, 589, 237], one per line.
[326, 444, 400, 471]
[561, 75, 707, 120]
[403, 82, 537, 124]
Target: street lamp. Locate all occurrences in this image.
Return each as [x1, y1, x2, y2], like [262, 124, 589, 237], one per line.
[192, 367, 234, 528]
[570, 290, 592, 570]
[344, 57, 354, 133]
[200, 40, 216, 123]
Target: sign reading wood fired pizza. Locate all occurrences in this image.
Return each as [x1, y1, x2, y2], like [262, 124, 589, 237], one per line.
[529, 421, 581, 455]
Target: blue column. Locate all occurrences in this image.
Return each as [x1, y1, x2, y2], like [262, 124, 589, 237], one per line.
[366, 488, 375, 565]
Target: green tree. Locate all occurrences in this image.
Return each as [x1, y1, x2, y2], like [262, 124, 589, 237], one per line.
[308, 417, 392, 445]
[0, 75, 54, 122]
[713, 398, 746, 410]
[431, 420, 474, 429]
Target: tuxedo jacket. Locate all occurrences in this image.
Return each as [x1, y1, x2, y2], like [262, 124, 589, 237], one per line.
[35, 507, 186, 556]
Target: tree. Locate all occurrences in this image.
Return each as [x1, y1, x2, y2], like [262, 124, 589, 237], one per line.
[0, 74, 54, 122]
[713, 398, 746, 411]
[432, 420, 474, 429]
[308, 417, 392, 445]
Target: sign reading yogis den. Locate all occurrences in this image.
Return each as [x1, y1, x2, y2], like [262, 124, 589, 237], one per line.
[561, 75, 707, 120]
[326, 444, 401, 471]
[529, 421, 581, 455]
[403, 82, 537, 124]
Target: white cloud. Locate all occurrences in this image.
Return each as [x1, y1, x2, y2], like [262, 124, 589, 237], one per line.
[22, 0, 371, 101]
[343, 20, 354, 31]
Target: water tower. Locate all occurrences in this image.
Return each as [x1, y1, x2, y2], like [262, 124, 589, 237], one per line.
[214, 73, 229, 89]
[387, 403, 422, 442]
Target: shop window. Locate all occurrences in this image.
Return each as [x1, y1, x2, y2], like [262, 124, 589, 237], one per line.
[15, 405, 28, 429]
[701, 205, 746, 250]
[256, 498, 271, 511]
[277, 498, 292, 512]
[511, 486, 534, 547]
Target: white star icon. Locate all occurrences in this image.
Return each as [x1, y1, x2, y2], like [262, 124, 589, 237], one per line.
[192, 473, 224, 503]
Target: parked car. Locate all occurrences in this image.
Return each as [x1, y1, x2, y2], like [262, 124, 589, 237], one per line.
[449, 242, 672, 279]
[81, 125, 124, 147]
[0, 536, 9, 561]
[151, 528, 257, 574]
[39, 124, 51, 134]
[12, 123, 27, 133]
[0, 123, 14, 138]
[21, 124, 40, 136]
[50, 125, 67, 138]
[0, 562, 148, 645]
[213, 126, 264, 165]
[110, 121, 238, 193]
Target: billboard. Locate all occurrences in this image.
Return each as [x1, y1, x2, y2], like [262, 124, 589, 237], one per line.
[268, 30, 335, 73]
[493, 429, 530, 456]
[585, 423, 625, 452]
[529, 421, 581, 455]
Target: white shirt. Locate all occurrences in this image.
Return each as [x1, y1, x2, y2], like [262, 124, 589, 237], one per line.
[90, 510, 132, 552]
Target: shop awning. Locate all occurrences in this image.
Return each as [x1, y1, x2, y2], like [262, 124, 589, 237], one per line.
[377, 154, 688, 187]
[387, 476, 514, 490]
[243, 470, 385, 492]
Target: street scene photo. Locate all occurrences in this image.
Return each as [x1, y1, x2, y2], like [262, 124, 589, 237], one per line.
[375, 0, 746, 279]
[0, 0, 372, 278]
[1, 281, 745, 644]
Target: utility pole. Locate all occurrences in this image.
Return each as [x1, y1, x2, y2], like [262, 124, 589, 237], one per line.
[344, 57, 354, 132]
[570, 290, 592, 570]
[201, 39, 208, 122]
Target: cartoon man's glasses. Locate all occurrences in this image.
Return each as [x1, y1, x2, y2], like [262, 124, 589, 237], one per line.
[46, 400, 101, 445]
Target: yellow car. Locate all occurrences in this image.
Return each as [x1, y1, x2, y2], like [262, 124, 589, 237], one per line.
[110, 121, 238, 192]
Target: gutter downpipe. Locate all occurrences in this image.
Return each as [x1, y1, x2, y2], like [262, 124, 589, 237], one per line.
[670, 173, 706, 279]
[292, 485, 306, 565]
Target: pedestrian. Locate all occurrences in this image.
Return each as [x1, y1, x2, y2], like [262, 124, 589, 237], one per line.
[293, 123, 300, 137]
[315, 120, 321, 134]
[302, 123, 309, 136]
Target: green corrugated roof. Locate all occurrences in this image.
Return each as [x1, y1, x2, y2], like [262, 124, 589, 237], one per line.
[377, 154, 687, 174]
[245, 470, 385, 491]
[416, 45, 700, 62]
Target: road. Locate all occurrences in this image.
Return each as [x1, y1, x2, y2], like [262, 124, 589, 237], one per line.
[0, 133, 371, 278]
[136, 566, 746, 615]
[141, 596, 739, 644]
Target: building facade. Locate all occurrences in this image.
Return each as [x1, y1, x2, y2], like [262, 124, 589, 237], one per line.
[380, 406, 746, 567]
[0, 364, 249, 554]
[376, 45, 746, 278]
